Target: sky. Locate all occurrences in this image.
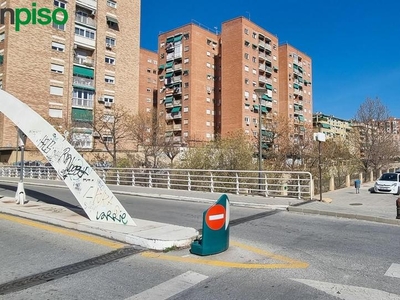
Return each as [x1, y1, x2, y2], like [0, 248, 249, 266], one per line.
[140, 0, 400, 120]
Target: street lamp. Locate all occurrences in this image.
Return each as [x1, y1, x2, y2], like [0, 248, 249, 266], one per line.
[15, 128, 27, 205]
[254, 88, 267, 192]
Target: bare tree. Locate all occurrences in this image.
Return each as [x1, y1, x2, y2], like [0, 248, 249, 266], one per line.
[353, 97, 400, 174]
[92, 105, 133, 167]
[130, 111, 165, 167]
[163, 137, 181, 167]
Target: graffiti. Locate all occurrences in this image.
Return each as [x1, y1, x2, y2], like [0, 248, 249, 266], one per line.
[38, 134, 56, 154]
[96, 210, 128, 225]
[57, 147, 90, 180]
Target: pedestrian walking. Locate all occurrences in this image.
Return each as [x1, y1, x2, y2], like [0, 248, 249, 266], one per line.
[354, 179, 361, 194]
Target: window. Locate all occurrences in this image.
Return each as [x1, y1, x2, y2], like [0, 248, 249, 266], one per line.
[51, 41, 65, 51]
[104, 95, 114, 103]
[244, 28, 249, 35]
[106, 36, 116, 46]
[206, 62, 211, 68]
[0, 80, 3, 90]
[252, 57, 256, 63]
[75, 27, 95, 39]
[105, 75, 115, 84]
[50, 86, 63, 96]
[206, 97, 211, 103]
[244, 53, 249, 60]
[206, 109, 211, 115]
[184, 46, 189, 52]
[183, 119, 188, 125]
[183, 107, 189, 112]
[206, 121, 211, 127]
[244, 65, 249, 72]
[184, 58, 189, 64]
[107, 17, 119, 30]
[206, 51, 210, 57]
[252, 69, 257, 75]
[53, 23, 65, 31]
[73, 89, 94, 107]
[107, 0, 117, 8]
[51, 63, 64, 74]
[102, 136, 113, 143]
[244, 91, 249, 99]
[0, 32, 4, 42]
[49, 108, 62, 118]
[244, 78, 249, 84]
[105, 56, 115, 65]
[54, 0, 66, 8]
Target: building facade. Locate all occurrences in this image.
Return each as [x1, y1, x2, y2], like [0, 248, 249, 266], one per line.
[138, 48, 158, 114]
[157, 24, 220, 146]
[0, 0, 140, 162]
[313, 113, 352, 139]
[156, 17, 312, 150]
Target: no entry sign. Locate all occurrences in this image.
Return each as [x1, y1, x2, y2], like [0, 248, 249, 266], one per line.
[205, 204, 225, 230]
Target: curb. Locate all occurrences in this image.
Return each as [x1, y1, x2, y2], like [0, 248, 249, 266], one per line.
[287, 206, 400, 226]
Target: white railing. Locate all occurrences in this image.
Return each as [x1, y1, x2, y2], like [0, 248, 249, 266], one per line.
[0, 166, 313, 200]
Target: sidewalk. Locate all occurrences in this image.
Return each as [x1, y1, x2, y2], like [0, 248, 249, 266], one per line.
[288, 182, 400, 226]
[0, 178, 399, 252]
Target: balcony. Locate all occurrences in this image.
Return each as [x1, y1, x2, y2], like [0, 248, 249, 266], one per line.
[76, 0, 97, 9]
[75, 14, 96, 27]
[166, 113, 173, 120]
[258, 76, 267, 83]
[173, 124, 182, 131]
[173, 75, 182, 82]
[173, 100, 182, 106]
[173, 63, 182, 70]
[173, 113, 182, 119]
[173, 136, 182, 143]
[265, 66, 272, 74]
[73, 76, 94, 88]
[73, 57, 94, 67]
[72, 97, 94, 108]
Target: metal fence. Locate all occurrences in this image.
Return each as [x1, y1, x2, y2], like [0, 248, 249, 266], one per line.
[0, 166, 313, 200]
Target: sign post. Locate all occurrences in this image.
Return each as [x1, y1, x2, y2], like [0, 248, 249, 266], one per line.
[190, 194, 230, 256]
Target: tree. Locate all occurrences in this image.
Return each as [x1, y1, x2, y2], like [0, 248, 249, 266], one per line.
[163, 137, 181, 167]
[353, 98, 400, 174]
[92, 104, 133, 167]
[130, 111, 165, 167]
[179, 131, 255, 170]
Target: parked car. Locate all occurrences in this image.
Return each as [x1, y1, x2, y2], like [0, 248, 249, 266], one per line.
[371, 172, 400, 195]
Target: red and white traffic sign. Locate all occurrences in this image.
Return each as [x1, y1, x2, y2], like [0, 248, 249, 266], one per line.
[205, 204, 226, 230]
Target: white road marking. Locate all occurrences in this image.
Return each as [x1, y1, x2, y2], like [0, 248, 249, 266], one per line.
[291, 278, 400, 300]
[209, 213, 224, 221]
[126, 271, 208, 300]
[385, 263, 400, 279]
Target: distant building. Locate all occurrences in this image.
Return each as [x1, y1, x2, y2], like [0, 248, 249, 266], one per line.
[139, 49, 158, 114]
[313, 113, 352, 139]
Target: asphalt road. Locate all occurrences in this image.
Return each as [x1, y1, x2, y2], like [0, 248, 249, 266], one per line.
[1, 183, 400, 299]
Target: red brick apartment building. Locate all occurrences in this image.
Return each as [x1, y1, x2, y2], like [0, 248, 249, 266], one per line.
[0, 0, 140, 162]
[155, 17, 312, 148]
[138, 49, 158, 114]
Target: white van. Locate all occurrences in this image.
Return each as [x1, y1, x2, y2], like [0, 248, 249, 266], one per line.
[372, 172, 400, 195]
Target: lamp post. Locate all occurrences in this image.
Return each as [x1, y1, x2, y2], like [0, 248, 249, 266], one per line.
[254, 88, 267, 192]
[15, 128, 27, 205]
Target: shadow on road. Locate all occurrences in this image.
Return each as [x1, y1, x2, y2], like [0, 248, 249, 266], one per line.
[0, 183, 88, 218]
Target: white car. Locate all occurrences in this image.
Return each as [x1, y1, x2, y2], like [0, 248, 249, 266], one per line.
[372, 172, 400, 195]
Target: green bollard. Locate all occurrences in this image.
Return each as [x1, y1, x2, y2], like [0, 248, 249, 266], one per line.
[190, 194, 230, 256]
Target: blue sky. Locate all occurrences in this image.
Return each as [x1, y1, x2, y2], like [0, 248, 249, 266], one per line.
[140, 0, 400, 120]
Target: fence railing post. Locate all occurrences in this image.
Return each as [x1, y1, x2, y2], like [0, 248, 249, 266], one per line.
[116, 170, 120, 185]
[149, 171, 152, 188]
[102, 169, 106, 183]
[236, 173, 239, 195]
[210, 172, 214, 193]
[167, 171, 171, 189]
[132, 170, 135, 186]
[297, 175, 301, 199]
[188, 172, 191, 191]
[264, 174, 269, 197]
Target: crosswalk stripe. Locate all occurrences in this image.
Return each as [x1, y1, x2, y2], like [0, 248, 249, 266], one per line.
[125, 271, 208, 300]
[385, 263, 400, 279]
[291, 278, 400, 300]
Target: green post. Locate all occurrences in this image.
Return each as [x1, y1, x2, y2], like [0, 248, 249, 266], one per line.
[190, 194, 230, 256]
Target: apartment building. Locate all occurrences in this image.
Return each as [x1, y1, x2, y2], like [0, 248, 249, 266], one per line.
[138, 48, 158, 114]
[220, 17, 279, 150]
[0, 0, 140, 162]
[157, 24, 220, 146]
[155, 17, 312, 151]
[278, 44, 313, 141]
[313, 113, 352, 139]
